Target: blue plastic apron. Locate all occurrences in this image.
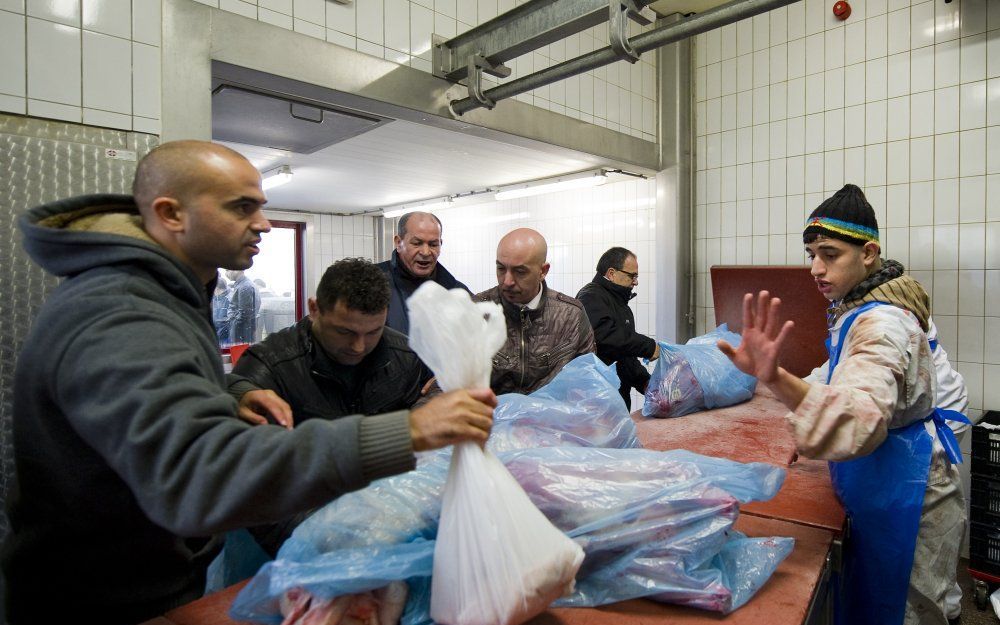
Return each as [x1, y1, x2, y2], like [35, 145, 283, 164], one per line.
[826, 301, 970, 625]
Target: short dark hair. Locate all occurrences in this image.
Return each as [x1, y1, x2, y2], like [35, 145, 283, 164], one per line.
[316, 258, 390, 314]
[596, 247, 635, 275]
[397, 211, 443, 238]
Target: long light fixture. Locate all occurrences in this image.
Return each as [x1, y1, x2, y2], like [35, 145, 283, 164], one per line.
[261, 165, 293, 191]
[493, 169, 608, 201]
[378, 169, 641, 218]
[382, 197, 452, 219]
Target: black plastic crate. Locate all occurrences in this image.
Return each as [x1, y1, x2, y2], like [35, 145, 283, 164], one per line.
[971, 472, 1000, 513]
[972, 411, 1000, 479]
[970, 521, 1000, 577]
[971, 474, 1000, 527]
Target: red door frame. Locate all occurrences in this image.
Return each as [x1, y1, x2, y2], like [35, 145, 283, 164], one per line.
[269, 219, 306, 322]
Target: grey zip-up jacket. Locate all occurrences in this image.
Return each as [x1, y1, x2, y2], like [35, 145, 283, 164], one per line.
[2, 194, 414, 625]
[474, 283, 595, 395]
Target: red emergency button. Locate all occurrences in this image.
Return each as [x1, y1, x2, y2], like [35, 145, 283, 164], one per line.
[833, 1, 851, 19]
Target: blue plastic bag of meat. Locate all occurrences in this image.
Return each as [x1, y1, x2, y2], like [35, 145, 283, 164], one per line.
[229, 447, 791, 625]
[229, 357, 790, 625]
[642, 325, 757, 418]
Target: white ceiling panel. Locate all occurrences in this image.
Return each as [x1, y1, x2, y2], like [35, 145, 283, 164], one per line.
[225, 118, 609, 214]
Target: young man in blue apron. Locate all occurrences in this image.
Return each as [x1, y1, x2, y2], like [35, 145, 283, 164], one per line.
[718, 184, 969, 625]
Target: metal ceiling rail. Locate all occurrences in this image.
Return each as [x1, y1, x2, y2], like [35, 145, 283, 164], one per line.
[448, 0, 799, 116]
[433, 0, 655, 83]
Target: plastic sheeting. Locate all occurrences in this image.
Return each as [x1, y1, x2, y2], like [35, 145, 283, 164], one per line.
[231, 447, 791, 624]
[230, 354, 792, 624]
[485, 354, 640, 454]
[643, 325, 758, 418]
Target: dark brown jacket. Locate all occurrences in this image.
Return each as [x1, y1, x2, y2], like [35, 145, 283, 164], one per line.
[474, 283, 595, 395]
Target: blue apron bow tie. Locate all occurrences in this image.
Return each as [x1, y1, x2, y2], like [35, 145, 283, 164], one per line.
[931, 408, 971, 466]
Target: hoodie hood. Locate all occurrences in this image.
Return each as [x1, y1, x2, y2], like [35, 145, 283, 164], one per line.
[19, 194, 208, 307]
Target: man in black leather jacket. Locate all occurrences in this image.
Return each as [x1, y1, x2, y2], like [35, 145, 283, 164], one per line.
[231, 257, 442, 555]
[233, 257, 435, 427]
[576, 247, 659, 409]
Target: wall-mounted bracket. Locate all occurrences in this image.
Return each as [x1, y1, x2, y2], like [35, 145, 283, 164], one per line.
[609, 0, 651, 63]
[466, 54, 510, 109]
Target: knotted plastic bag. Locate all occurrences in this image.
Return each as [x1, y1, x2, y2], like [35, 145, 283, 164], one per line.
[642, 324, 757, 418]
[406, 282, 585, 625]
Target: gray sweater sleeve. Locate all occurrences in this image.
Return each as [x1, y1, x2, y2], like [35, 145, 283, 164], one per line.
[53, 308, 415, 537]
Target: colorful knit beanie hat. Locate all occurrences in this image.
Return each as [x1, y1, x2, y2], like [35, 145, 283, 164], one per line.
[803, 184, 880, 246]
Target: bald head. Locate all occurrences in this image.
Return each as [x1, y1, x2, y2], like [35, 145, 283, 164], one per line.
[131, 140, 271, 284]
[132, 141, 255, 216]
[495, 228, 550, 305]
[498, 228, 547, 266]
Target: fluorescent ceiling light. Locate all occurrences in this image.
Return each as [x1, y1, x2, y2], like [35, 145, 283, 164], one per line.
[261, 165, 293, 191]
[382, 197, 452, 219]
[494, 170, 607, 201]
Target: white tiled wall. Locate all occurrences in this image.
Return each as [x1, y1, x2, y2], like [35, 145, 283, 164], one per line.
[0, 0, 161, 132]
[693, 0, 1000, 538]
[425, 176, 658, 410]
[0, 0, 656, 141]
[693, 0, 999, 423]
[310, 212, 376, 292]
[426, 177, 658, 337]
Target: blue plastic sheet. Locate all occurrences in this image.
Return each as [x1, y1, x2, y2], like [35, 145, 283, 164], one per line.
[487, 354, 640, 453]
[643, 325, 758, 418]
[231, 355, 791, 624]
[231, 448, 790, 623]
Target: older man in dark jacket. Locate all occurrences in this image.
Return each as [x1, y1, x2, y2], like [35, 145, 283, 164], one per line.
[576, 247, 659, 409]
[475, 228, 595, 395]
[377, 211, 470, 335]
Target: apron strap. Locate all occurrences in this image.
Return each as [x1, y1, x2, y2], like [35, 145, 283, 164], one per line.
[929, 408, 972, 466]
[826, 302, 887, 384]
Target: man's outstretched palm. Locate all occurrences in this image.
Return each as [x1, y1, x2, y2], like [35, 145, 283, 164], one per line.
[717, 290, 794, 384]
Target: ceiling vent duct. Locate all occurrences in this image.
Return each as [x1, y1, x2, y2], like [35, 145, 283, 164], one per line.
[211, 84, 391, 154]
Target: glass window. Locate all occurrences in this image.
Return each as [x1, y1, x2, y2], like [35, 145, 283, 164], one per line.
[212, 220, 305, 348]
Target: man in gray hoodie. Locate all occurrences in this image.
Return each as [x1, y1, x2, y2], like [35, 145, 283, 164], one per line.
[1, 140, 496, 625]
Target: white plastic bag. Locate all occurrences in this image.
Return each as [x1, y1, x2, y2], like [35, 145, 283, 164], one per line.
[407, 282, 585, 625]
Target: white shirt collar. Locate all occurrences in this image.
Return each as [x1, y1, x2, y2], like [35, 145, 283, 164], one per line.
[523, 284, 544, 310]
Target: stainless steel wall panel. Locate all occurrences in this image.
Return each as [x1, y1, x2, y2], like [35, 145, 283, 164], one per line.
[0, 113, 157, 555]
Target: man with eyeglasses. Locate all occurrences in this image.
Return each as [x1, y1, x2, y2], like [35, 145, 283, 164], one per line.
[576, 247, 660, 409]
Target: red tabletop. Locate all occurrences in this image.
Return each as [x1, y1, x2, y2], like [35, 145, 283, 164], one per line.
[152, 389, 842, 625]
[154, 514, 832, 625]
[633, 388, 845, 535]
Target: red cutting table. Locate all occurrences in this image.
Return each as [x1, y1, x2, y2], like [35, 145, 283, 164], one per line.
[634, 386, 845, 535]
[146, 388, 844, 625]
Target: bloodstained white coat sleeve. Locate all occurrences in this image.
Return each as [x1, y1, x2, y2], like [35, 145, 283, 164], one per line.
[784, 307, 937, 461]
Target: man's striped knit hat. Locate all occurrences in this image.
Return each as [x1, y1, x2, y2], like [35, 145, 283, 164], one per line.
[803, 184, 880, 246]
